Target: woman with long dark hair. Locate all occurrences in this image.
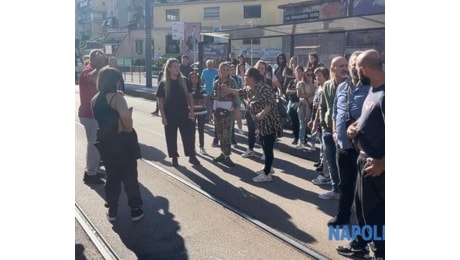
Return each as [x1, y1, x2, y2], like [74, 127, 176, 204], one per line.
[157, 58, 200, 167]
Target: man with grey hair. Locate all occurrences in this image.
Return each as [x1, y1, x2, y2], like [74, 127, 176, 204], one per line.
[200, 59, 219, 124]
[78, 49, 107, 185]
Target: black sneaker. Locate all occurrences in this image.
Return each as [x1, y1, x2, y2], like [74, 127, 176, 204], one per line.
[83, 173, 105, 185]
[313, 161, 321, 167]
[336, 240, 369, 258]
[327, 215, 350, 226]
[315, 164, 323, 172]
[222, 156, 235, 167]
[107, 208, 117, 222]
[189, 156, 200, 165]
[172, 157, 178, 167]
[213, 154, 225, 162]
[131, 207, 144, 222]
[291, 139, 299, 145]
[96, 172, 106, 178]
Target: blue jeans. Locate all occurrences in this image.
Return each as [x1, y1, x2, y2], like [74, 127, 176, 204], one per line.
[322, 131, 339, 193]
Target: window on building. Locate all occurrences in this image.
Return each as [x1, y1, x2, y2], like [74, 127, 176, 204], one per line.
[166, 35, 180, 53]
[243, 38, 260, 45]
[166, 9, 180, 21]
[244, 5, 261, 19]
[135, 40, 144, 55]
[204, 7, 219, 20]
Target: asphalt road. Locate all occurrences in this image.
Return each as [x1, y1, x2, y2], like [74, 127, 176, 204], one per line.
[75, 85, 359, 260]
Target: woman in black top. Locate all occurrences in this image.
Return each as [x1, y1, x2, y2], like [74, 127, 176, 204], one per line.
[157, 58, 200, 167]
[91, 66, 144, 222]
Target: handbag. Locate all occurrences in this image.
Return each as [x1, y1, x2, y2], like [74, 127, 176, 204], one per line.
[277, 100, 288, 118]
[214, 107, 229, 119]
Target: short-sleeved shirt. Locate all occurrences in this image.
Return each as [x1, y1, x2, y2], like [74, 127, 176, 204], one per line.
[356, 84, 385, 158]
[156, 78, 192, 123]
[200, 69, 219, 95]
[78, 64, 98, 118]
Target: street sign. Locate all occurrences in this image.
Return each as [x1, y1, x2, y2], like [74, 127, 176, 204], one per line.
[172, 21, 184, 40]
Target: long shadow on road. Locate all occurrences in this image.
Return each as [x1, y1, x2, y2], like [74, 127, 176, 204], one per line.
[110, 184, 188, 260]
[85, 143, 188, 259]
[174, 155, 319, 244]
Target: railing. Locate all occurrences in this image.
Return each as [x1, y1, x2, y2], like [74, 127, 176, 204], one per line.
[121, 66, 160, 85]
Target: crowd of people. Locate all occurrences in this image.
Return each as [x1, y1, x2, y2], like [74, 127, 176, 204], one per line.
[78, 49, 385, 259]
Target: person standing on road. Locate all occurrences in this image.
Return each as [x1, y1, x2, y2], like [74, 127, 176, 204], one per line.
[338, 49, 385, 259]
[152, 63, 166, 116]
[328, 51, 369, 226]
[157, 58, 200, 167]
[200, 59, 219, 123]
[91, 66, 144, 222]
[310, 66, 330, 184]
[78, 49, 106, 185]
[224, 68, 283, 182]
[108, 57, 125, 93]
[211, 62, 238, 167]
[187, 71, 208, 155]
[179, 55, 193, 79]
[318, 56, 349, 200]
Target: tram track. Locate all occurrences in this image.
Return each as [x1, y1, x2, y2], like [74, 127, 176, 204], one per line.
[76, 156, 329, 260]
[141, 158, 329, 260]
[75, 91, 336, 259]
[75, 202, 120, 260]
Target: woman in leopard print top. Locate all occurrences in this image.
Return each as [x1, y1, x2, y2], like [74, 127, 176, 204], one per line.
[224, 68, 283, 182]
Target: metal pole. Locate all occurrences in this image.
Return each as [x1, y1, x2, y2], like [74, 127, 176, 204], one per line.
[145, 0, 153, 88]
[249, 21, 253, 67]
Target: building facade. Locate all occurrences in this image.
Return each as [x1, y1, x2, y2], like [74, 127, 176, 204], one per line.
[75, 0, 385, 68]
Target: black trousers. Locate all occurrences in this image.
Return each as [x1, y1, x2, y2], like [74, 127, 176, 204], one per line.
[164, 117, 196, 158]
[194, 115, 205, 147]
[104, 150, 143, 209]
[260, 133, 276, 174]
[245, 110, 256, 150]
[336, 148, 361, 222]
[288, 107, 299, 140]
[355, 153, 385, 256]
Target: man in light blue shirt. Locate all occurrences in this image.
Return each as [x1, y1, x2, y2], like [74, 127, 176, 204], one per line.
[200, 59, 219, 122]
[329, 51, 369, 233]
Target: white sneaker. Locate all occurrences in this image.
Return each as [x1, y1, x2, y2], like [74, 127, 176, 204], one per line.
[256, 168, 274, 175]
[260, 153, 265, 160]
[296, 143, 306, 149]
[199, 147, 208, 155]
[241, 149, 256, 158]
[312, 175, 331, 185]
[309, 142, 316, 151]
[318, 191, 340, 200]
[252, 173, 272, 182]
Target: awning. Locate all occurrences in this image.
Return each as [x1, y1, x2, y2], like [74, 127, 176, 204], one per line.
[201, 13, 384, 40]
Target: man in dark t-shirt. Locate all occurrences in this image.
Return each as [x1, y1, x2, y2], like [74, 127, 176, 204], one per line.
[339, 49, 385, 259]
